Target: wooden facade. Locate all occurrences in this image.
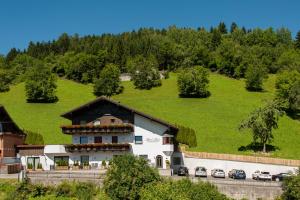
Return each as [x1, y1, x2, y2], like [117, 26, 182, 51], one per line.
[0, 106, 25, 159]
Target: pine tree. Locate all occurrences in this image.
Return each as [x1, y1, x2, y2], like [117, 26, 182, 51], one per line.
[230, 22, 238, 33]
[218, 22, 227, 34]
[295, 30, 300, 49]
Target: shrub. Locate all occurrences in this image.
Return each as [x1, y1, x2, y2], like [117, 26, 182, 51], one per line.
[55, 160, 68, 167]
[74, 182, 97, 200]
[177, 66, 210, 98]
[103, 154, 160, 200]
[140, 178, 229, 200]
[281, 168, 300, 200]
[175, 125, 197, 148]
[245, 64, 268, 91]
[101, 160, 107, 168]
[37, 163, 42, 169]
[27, 163, 33, 169]
[55, 182, 73, 197]
[24, 130, 45, 145]
[0, 70, 11, 92]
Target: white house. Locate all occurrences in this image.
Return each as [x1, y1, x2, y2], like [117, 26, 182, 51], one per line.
[18, 97, 179, 170]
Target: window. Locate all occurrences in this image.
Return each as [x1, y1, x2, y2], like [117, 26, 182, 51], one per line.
[54, 156, 69, 166]
[163, 137, 174, 145]
[110, 119, 116, 123]
[135, 136, 143, 144]
[80, 136, 88, 144]
[172, 157, 181, 165]
[80, 155, 89, 165]
[94, 136, 102, 143]
[156, 155, 163, 168]
[112, 136, 118, 143]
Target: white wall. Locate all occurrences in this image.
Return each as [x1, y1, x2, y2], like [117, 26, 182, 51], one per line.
[131, 114, 173, 169]
[183, 156, 298, 177]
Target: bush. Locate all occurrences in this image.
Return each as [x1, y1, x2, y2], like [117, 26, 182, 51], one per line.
[94, 63, 124, 97]
[103, 154, 160, 200]
[0, 70, 11, 92]
[281, 168, 300, 200]
[175, 125, 197, 147]
[27, 163, 33, 169]
[177, 66, 210, 98]
[74, 182, 97, 200]
[245, 65, 268, 91]
[140, 178, 229, 200]
[24, 130, 44, 145]
[55, 182, 73, 198]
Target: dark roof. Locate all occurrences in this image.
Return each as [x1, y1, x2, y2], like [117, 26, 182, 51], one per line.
[61, 96, 178, 131]
[0, 105, 25, 135]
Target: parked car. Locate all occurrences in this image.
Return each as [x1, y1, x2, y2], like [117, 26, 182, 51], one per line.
[272, 173, 292, 182]
[177, 166, 189, 176]
[228, 169, 238, 178]
[253, 171, 272, 181]
[195, 167, 207, 177]
[211, 169, 225, 178]
[252, 170, 261, 180]
[232, 170, 246, 180]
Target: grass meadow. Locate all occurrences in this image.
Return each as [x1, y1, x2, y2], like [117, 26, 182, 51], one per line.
[1, 73, 299, 159]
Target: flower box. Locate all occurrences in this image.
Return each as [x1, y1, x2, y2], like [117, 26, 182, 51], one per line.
[56, 166, 69, 170]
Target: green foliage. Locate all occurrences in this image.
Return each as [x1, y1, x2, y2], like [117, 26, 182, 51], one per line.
[94, 63, 123, 97]
[276, 50, 300, 72]
[24, 130, 44, 145]
[101, 160, 107, 168]
[295, 31, 300, 49]
[281, 170, 300, 200]
[128, 55, 162, 90]
[177, 66, 210, 98]
[27, 163, 33, 169]
[103, 154, 160, 200]
[25, 63, 58, 103]
[175, 125, 197, 147]
[0, 70, 10, 92]
[245, 64, 268, 91]
[239, 100, 284, 152]
[74, 182, 96, 200]
[55, 160, 68, 167]
[140, 178, 229, 200]
[37, 163, 42, 169]
[275, 70, 300, 114]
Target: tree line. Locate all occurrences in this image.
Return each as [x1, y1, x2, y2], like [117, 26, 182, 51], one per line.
[1, 22, 300, 86]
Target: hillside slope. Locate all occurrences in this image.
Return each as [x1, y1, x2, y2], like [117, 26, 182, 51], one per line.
[0, 73, 299, 159]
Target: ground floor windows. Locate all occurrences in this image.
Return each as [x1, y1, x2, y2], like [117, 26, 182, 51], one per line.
[27, 157, 40, 170]
[54, 156, 69, 166]
[156, 155, 163, 168]
[80, 155, 89, 165]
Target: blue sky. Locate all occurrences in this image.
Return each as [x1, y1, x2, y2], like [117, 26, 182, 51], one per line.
[1, 0, 300, 54]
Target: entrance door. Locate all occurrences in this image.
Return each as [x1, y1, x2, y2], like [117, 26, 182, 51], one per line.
[27, 157, 40, 170]
[156, 155, 163, 168]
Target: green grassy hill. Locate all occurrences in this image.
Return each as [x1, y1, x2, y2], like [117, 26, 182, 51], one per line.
[1, 73, 300, 159]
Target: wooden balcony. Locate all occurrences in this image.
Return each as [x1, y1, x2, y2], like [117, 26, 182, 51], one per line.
[65, 143, 131, 152]
[61, 124, 134, 135]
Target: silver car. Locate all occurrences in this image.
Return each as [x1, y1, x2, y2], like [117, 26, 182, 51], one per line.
[195, 167, 207, 177]
[211, 169, 225, 178]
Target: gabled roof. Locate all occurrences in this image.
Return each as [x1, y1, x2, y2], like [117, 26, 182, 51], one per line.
[0, 105, 25, 135]
[61, 96, 178, 131]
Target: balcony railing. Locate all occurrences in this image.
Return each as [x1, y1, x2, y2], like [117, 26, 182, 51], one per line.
[65, 143, 131, 152]
[61, 123, 134, 135]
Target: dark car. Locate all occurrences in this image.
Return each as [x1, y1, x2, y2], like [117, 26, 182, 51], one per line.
[177, 166, 189, 176]
[272, 173, 291, 182]
[232, 170, 246, 180]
